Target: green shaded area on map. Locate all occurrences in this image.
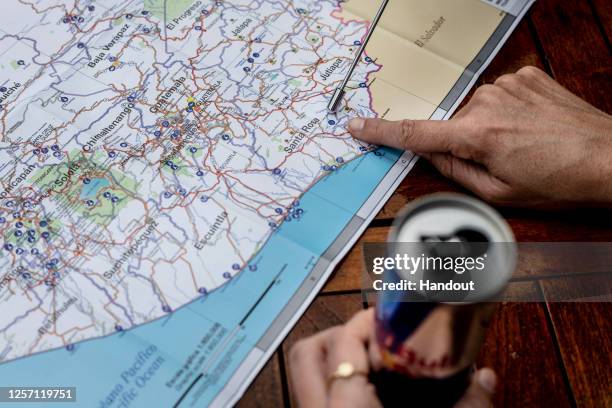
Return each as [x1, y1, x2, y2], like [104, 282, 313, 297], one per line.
[30, 151, 138, 226]
[144, 0, 198, 21]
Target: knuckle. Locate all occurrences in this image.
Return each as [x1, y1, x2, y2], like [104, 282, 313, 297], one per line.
[329, 325, 343, 336]
[398, 119, 417, 148]
[469, 84, 509, 113]
[327, 326, 344, 345]
[471, 84, 502, 104]
[474, 84, 496, 97]
[479, 184, 510, 204]
[432, 155, 453, 178]
[371, 119, 383, 138]
[326, 327, 349, 355]
[493, 73, 517, 87]
[438, 161, 452, 179]
[517, 65, 545, 79]
[458, 117, 489, 146]
[354, 309, 371, 320]
[289, 340, 310, 364]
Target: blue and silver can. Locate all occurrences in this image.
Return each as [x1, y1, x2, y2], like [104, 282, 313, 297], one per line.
[371, 193, 517, 407]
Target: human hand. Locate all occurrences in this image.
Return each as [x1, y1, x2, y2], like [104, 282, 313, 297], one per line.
[289, 309, 497, 407]
[348, 66, 612, 208]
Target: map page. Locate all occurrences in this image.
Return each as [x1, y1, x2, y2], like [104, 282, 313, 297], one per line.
[0, 0, 532, 406]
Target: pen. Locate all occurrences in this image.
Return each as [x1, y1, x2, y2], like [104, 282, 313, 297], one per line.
[327, 0, 390, 113]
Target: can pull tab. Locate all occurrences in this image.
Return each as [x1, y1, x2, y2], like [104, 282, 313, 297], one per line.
[420, 228, 490, 258]
[454, 228, 489, 243]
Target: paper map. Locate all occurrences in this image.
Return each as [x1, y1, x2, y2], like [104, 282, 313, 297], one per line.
[0, 0, 532, 406]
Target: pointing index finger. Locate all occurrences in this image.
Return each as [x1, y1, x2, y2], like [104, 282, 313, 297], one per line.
[348, 117, 464, 155]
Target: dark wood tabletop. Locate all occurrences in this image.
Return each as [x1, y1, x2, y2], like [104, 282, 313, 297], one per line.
[238, 1, 612, 407]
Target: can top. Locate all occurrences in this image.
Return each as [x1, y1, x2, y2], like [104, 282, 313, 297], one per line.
[388, 193, 517, 302]
[393, 194, 515, 244]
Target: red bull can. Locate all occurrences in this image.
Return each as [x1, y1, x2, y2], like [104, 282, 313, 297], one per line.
[371, 193, 516, 407]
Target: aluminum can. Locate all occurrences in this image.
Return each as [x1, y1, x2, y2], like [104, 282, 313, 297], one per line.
[372, 193, 516, 407]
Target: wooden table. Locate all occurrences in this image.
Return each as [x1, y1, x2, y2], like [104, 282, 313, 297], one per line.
[239, 1, 612, 406]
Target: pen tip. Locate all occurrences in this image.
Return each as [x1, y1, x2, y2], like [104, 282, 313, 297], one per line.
[327, 88, 345, 113]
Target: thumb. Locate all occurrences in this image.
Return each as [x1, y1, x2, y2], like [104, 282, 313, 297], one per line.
[425, 153, 511, 203]
[348, 117, 464, 154]
[454, 368, 497, 408]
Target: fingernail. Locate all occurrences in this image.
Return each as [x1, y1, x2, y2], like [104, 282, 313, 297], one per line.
[348, 118, 365, 132]
[477, 369, 497, 393]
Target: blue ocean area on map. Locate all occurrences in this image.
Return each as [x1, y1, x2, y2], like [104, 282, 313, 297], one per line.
[0, 147, 401, 407]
